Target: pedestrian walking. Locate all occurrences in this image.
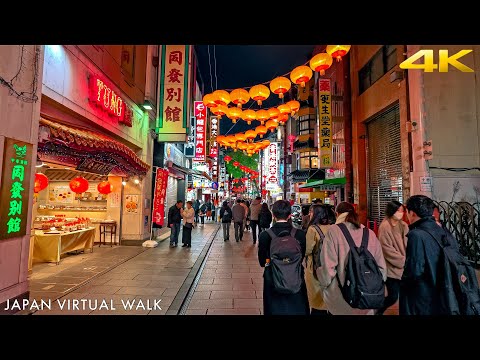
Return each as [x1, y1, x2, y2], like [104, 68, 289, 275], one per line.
[219, 201, 233, 241]
[258, 203, 273, 233]
[168, 200, 183, 247]
[181, 201, 195, 247]
[232, 199, 246, 242]
[249, 196, 262, 244]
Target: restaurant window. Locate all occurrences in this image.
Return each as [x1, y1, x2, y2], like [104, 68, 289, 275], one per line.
[358, 45, 397, 94]
[296, 113, 316, 136]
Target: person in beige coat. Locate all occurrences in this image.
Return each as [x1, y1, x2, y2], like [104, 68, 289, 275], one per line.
[317, 202, 387, 315]
[304, 204, 335, 315]
[376, 200, 408, 315]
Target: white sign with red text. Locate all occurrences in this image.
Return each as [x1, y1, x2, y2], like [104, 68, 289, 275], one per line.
[266, 143, 278, 190]
[194, 101, 206, 161]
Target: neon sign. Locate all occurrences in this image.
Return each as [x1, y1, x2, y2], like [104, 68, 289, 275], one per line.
[89, 75, 132, 127]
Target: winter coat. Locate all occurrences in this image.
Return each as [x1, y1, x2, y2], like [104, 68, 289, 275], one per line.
[182, 207, 195, 225]
[258, 221, 309, 315]
[232, 203, 246, 223]
[400, 217, 459, 315]
[259, 209, 273, 229]
[317, 221, 387, 315]
[378, 218, 409, 280]
[304, 224, 330, 310]
[167, 205, 182, 225]
[249, 199, 262, 221]
[219, 206, 233, 223]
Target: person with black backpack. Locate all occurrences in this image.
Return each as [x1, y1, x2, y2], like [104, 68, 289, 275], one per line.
[400, 195, 480, 315]
[258, 200, 309, 315]
[304, 204, 334, 315]
[219, 201, 233, 241]
[317, 202, 387, 315]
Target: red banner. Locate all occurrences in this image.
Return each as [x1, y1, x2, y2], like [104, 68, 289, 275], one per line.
[152, 168, 168, 226]
[194, 101, 206, 161]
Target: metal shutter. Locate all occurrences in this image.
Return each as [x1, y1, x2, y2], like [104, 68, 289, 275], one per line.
[165, 176, 178, 218]
[366, 104, 403, 225]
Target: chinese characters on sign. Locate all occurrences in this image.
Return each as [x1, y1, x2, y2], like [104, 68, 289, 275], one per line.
[266, 143, 278, 190]
[88, 76, 132, 127]
[194, 101, 206, 161]
[185, 116, 196, 157]
[318, 79, 332, 168]
[0, 139, 33, 240]
[157, 45, 191, 142]
[210, 116, 219, 179]
[152, 168, 169, 226]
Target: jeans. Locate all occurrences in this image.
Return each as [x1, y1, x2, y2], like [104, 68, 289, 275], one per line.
[377, 277, 401, 315]
[234, 221, 244, 242]
[170, 223, 181, 245]
[182, 225, 192, 246]
[250, 220, 259, 243]
[222, 222, 230, 240]
[200, 216, 205, 224]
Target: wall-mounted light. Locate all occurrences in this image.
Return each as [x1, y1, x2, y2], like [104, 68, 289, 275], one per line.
[134, 178, 140, 185]
[122, 179, 127, 186]
[142, 99, 153, 111]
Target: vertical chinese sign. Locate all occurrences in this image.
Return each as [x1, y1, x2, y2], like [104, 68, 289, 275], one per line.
[157, 45, 191, 142]
[210, 116, 219, 180]
[265, 143, 278, 190]
[152, 168, 169, 226]
[0, 138, 33, 240]
[318, 78, 332, 168]
[194, 101, 206, 161]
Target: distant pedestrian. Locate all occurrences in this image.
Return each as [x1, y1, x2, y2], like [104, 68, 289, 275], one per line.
[432, 204, 443, 228]
[259, 203, 273, 233]
[232, 199, 246, 242]
[199, 202, 207, 225]
[168, 200, 183, 247]
[181, 201, 195, 248]
[376, 200, 409, 315]
[249, 196, 262, 244]
[193, 199, 200, 223]
[258, 200, 309, 315]
[219, 201, 233, 241]
[301, 205, 310, 231]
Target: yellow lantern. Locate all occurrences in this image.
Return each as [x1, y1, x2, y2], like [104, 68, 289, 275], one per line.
[226, 135, 237, 149]
[211, 104, 228, 117]
[255, 125, 268, 138]
[266, 119, 279, 132]
[261, 139, 271, 149]
[286, 100, 300, 116]
[309, 52, 333, 76]
[290, 65, 313, 87]
[237, 141, 249, 152]
[245, 129, 257, 142]
[242, 109, 256, 125]
[235, 133, 247, 143]
[213, 90, 231, 106]
[249, 84, 270, 106]
[277, 113, 289, 125]
[230, 88, 250, 108]
[203, 93, 217, 108]
[255, 109, 269, 125]
[269, 76, 291, 99]
[216, 135, 226, 148]
[277, 104, 291, 116]
[267, 107, 280, 121]
[227, 107, 242, 124]
[326, 45, 351, 62]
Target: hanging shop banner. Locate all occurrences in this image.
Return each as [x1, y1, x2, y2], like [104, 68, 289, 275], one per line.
[185, 116, 196, 157]
[0, 138, 33, 240]
[266, 143, 278, 190]
[152, 168, 168, 226]
[318, 78, 332, 168]
[209, 116, 219, 158]
[194, 101, 207, 161]
[157, 45, 191, 142]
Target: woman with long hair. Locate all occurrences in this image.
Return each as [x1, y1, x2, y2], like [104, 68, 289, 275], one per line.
[258, 203, 273, 233]
[304, 204, 335, 315]
[376, 200, 409, 315]
[317, 202, 387, 315]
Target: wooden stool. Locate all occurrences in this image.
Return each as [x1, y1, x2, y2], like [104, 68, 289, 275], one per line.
[99, 222, 117, 247]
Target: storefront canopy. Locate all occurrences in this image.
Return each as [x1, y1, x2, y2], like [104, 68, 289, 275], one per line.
[298, 177, 346, 189]
[172, 163, 212, 181]
[38, 118, 150, 177]
[288, 169, 325, 183]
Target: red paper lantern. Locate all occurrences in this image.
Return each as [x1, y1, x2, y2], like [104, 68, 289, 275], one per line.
[233, 161, 240, 167]
[97, 181, 113, 195]
[224, 155, 232, 163]
[69, 176, 89, 194]
[34, 173, 49, 193]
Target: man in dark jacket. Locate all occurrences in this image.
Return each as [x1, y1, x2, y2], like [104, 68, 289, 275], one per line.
[400, 195, 459, 315]
[168, 200, 183, 247]
[258, 200, 309, 315]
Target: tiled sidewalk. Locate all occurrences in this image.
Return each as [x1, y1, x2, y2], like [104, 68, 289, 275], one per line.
[32, 223, 220, 315]
[184, 225, 264, 315]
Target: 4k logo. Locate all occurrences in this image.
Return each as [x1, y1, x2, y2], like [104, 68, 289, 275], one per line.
[400, 49, 474, 72]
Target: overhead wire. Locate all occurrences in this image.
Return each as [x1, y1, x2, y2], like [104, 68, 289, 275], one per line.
[214, 45, 218, 91]
[207, 45, 214, 92]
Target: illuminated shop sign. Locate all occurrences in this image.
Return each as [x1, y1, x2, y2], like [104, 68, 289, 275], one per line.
[266, 143, 278, 190]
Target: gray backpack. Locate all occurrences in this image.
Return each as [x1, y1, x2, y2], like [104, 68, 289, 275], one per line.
[266, 228, 303, 294]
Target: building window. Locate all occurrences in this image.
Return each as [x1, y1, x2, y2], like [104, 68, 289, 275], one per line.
[296, 113, 316, 135]
[358, 45, 397, 94]
[297, 151, 318, 169]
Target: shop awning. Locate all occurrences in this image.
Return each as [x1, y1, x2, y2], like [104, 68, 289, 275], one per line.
[288, 169, 325, 183]
[299, 177, 346, 188]
[171, 164, 212, 181]
[38, 118, 150, 177]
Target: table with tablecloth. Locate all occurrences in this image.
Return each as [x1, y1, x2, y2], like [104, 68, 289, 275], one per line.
[33, 227, 96, 264]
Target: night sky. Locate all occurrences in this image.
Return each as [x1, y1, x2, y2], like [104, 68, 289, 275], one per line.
[194, 45, 315, 135]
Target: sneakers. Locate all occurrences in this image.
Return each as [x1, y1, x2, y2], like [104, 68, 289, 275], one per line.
[182, 244, 187, 247]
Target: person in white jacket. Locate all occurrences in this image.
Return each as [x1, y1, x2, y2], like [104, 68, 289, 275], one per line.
[317, 202, 387, 315]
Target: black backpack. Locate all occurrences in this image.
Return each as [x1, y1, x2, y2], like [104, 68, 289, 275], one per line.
[336, 223, 385, 309]
[311, 225, 325, 278]
[422, 229, 480, 315]
[266, 228, 303, 295]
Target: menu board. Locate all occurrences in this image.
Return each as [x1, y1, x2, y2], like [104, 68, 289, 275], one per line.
[49, 185, 74, 204]
[124, 194, 139, 213]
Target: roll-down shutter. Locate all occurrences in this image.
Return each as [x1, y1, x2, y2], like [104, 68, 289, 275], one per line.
[165, 176, 178, 220]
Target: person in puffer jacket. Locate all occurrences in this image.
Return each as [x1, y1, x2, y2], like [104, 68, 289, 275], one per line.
[249, 196, 262, 245]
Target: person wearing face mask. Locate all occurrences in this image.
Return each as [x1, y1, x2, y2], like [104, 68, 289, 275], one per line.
[376, 200, 409, 315]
